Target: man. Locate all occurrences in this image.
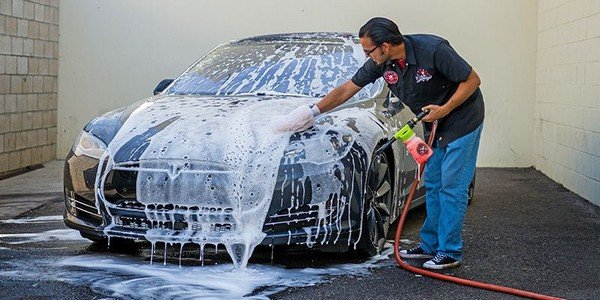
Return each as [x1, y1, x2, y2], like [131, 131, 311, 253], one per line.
[272, 17, 484, 270]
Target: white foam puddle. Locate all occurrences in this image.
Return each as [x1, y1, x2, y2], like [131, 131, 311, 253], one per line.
[0, 234, 395, 299]
[0, 229, 90, 244]
[28, 247, 393, 299]
[1, 215, 63, 224]
[0, 215, 400, 299]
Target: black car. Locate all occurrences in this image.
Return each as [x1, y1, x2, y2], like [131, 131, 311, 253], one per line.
[63, 32, 473, 267]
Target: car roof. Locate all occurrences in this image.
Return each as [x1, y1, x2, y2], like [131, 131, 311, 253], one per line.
[231, 32, 359, 45]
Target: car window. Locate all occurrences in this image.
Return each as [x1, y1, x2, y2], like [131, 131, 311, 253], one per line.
[167, 42, 382, 100]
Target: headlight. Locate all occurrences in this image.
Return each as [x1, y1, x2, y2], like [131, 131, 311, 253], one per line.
[72, 130, 107, 159]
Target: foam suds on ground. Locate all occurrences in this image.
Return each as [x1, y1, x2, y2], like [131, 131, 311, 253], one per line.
[0, 229, 90, 244]
[1, 215, 63, 224]
[0, 246, 394, 299]
[0, 215, 398, 298]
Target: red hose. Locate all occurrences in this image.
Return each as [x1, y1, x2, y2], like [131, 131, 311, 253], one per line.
[393, 123, 563, 299]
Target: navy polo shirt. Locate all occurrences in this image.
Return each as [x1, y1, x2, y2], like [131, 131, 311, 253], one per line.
[352, 34, 484, 147]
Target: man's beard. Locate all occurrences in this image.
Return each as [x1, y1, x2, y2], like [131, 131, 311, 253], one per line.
[374, 53, 391, 66]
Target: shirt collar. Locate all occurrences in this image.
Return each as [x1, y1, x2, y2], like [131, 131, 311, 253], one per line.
[385, 37, 416, 67]
[403, 37, 416, 65]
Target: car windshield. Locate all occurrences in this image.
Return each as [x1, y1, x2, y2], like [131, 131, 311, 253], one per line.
[166, 41, 382, 99]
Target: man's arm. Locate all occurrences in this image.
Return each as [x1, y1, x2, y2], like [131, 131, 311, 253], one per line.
[422, 69, 481, 122]
[315, 80, 363, 113]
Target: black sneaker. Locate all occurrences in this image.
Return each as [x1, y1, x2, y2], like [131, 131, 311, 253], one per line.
[423, 253, 461, 270]
[399, 245, 434, 259]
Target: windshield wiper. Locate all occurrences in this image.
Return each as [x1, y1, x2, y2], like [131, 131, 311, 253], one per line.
[234, 91, 312, 98]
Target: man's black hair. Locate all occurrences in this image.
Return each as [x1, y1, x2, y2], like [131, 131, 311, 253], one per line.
[359, 17, 404, 46]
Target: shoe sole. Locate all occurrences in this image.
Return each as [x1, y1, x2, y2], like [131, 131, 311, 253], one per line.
[399, 253, 434, 259]
[422, 260, 461, 270]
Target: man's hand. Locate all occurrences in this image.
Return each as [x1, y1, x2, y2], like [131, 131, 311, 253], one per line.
[421, 104, 450, 122]
[271, 104, 316, 133]
[271, 80, 361, 133]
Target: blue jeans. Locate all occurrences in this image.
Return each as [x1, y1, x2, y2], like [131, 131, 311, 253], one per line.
[419, 124, 483, 261]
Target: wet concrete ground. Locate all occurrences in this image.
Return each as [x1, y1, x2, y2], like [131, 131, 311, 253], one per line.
[275, 168, 600, 299]
[0, 167, 598, 299]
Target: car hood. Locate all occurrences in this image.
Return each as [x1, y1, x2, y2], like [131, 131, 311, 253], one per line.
[107, 94, 306, 164]
[104, 94, 385, 166]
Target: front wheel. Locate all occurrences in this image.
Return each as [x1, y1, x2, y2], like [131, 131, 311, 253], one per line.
[356, 153, 393, 256]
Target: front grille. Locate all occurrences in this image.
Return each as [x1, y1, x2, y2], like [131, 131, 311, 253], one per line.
[264, 201, 340, 232]
[109, 203, 237, 234]
[96, 159, 243, 241]
[113, 216, 237, 232]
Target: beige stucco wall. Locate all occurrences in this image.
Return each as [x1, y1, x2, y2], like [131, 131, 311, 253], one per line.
[535, 0, 600, 204]
[57, 0, 539, 168]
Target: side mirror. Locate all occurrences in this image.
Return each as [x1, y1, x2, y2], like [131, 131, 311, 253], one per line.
[153, 79, 174, 95]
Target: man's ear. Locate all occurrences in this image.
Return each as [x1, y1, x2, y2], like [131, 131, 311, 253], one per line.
[381, 42, 390, 53]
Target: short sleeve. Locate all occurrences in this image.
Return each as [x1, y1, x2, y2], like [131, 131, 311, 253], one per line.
[351, 59, 382, 87]
[434, 43, 472, 83]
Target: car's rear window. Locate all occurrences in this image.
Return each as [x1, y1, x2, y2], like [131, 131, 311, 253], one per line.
[166, 42, 382, 99]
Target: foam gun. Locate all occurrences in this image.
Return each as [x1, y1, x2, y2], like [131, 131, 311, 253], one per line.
[375, 110, 432, 164]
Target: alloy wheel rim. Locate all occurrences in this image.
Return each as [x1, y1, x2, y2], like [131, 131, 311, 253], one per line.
[365, 154, 392, 250]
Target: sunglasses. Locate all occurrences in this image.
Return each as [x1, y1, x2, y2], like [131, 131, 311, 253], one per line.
[364, 44, 381, 56]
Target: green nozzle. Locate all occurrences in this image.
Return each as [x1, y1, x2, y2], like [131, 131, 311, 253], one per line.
[393, 124, 415, 142]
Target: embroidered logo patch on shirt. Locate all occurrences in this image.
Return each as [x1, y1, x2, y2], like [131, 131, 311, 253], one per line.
[383, 70, 399, 84]
[415, 68, 432, 83]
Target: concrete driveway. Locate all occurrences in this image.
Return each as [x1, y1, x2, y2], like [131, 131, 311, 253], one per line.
[274, 167, 600, 299]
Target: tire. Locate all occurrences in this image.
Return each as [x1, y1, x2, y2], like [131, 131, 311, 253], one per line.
[356, 153, 393, 256]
